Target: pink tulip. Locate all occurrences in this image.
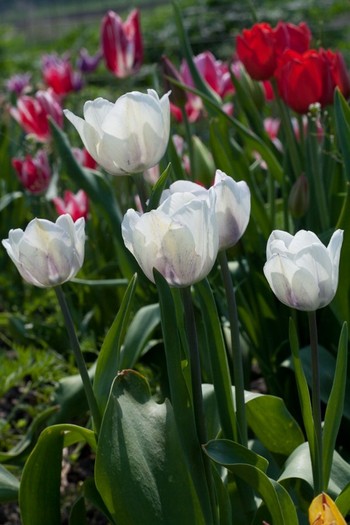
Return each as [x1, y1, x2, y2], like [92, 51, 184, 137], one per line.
[10, 89, 63, 142]
[52, 190, 89, 221]
[101, 9, 143, 78]
[12, 150, 51, 194]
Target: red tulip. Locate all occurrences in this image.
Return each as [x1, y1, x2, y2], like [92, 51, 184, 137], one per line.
[236, 21, 311, 81]
[10, 89, 63, 142]
[321, 49, 350, 102]
[12, 150, 51, 194]
[101, 9, 143, 78]
[236, 23, 277, 80]
[42, 54, 83, 96]
[52, 190, 89, 221]
[275, 50, 336, 113]
[273, 21, 311, 55]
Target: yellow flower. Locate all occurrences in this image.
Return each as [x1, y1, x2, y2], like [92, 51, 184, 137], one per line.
[309, 492, 347, 525]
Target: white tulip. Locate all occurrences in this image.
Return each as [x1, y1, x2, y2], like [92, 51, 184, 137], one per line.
[2, 214, 85, 288]
[263, 229, 343, 311]
[64, 89, 170, 175]
[122, 191, 219, 287]
[162, 170, 250, 250]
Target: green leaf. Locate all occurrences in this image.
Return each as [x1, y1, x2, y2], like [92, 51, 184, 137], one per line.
[19, 427, 64, 525]
[245, 392, 304, 456]
[332, 182, 350, 323]
[146, 163, 171, 211]
[95, 370, 207, 525]
[93, 274, 138, 413]
[288, 319, 316, 472]
[153, 270, 213, 521]
[204, 440, 298, 525]
[19, 424, 96, 525]
[69, 497, 87, 525]
[204, 439, 268, 472]
[336, 481, 350, 516]
[279, 442, 350, 499]
[120, 302, 161, 369]
[0, 464, 19, 503]
[334, 88, 350, 181]
[195, 279, 237, 441]
[83, 477, 115, 523]
[323, 322, 348, 489]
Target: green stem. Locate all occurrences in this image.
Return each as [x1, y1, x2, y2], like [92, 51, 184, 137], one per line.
[308, 310, 323, 494]
[180, 286, 207, 445]
[55, 286, 102, 435]
[218, 251, 248, 447]
[180, 286, 218, 525]
[307, 115, 329, 232]
[272, 80, 303, 181]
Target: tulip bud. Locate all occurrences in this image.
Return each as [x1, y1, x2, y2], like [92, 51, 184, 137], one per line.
[308, 492, 347, 525]
[2, 215, 85, 288]
[288, 173, 309, 218]
[263, 229, 343, 311]
[191, 135, 216, 186]
[64, 89, 170, 176]
[160, 55, 187, 108]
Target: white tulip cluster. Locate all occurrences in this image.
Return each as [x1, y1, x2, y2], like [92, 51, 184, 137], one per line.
[122, 170, 251, 287]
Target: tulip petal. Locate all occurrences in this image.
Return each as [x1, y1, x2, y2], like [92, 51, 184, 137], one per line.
[264, 254, 320, 310]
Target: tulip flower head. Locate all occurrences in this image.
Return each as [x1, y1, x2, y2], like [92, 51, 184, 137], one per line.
[52, 190, 89, 222]
[122, 190, 219, 287]
[12, 150, 51, 195]
[5, 73, 32, 96]
[308, 492, 347, 525]
[263, 229, 343, 311]
[101, 9, 143, 78]
[64, 89, 170, 175]
[10, 88, 63, 142]
[162, 170, 251, 251]
[42, 53, 83, 96]
[2, 214, 85, 288]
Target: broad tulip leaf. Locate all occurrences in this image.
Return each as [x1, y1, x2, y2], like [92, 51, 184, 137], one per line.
[279, 442, 350, 499]
[120, 302, 161, 369]
[0, 464, 19, 503]
[204, 440, 298, 525]
[323, 322, 348, 489]
[202, 384, 303, 457]
[19, 427, 64, 525]
[204, 439, 268, 472]
[95, 369, 207, 525]
[245, 391, 304, 456]
[93, 273, 138, 413]
[336, 481, 350, 516]
[19, 424, 96, 525]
